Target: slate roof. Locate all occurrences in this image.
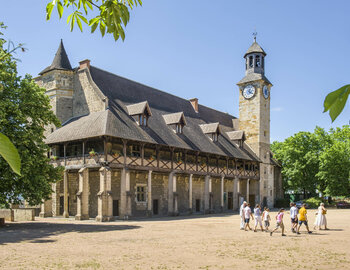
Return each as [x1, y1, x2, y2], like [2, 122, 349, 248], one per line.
[39, 40, 72, 75]
[45, 65, 260, 161]
[237, 73, 272, 85]
[244, 41, 266, 58]
[163, 112, 187, 125]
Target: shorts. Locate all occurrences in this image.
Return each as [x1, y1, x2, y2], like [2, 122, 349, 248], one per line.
[264, 220, 270, 227]
[291, 217, 298, 224]
[244, 218, 250, 223]
[299, 220, 308, 226]
[276, 222, 284, 230]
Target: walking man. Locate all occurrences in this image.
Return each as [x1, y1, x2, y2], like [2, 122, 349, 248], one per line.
[290, 202, 298, 233]
[244, 203, 254, 231]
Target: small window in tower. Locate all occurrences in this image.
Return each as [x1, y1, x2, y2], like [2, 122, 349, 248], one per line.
[256, 55, 261, 67]
[262, 57, 264, 68]
[264, 131, 267, 137]
[249, 56, 253, 68]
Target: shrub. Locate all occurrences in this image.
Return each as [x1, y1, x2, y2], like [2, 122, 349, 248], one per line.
[275, 198, 290, 208]
[305, 197, 323, 208]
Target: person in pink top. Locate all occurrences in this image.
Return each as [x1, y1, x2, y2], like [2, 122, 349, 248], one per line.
[270, 208, 286, 236]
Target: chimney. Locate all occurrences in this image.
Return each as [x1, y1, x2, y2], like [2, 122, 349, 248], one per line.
[189, 98, 199, 113]
[79, 59, 90, 70]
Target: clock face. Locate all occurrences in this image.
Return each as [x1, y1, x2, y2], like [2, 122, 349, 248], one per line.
[263, 85, 269, 99]
[242, 85, 256, 99]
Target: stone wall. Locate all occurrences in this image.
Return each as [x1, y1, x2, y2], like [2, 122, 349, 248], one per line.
[13, 209, 35, 221]
[152, 173, 169, 216]
[89, 170, 99, 218]
[0, 209, 14, 221]
[211, 177, 221, 212]
[177, 174, 189, 214]
[192, 176, 204, 213]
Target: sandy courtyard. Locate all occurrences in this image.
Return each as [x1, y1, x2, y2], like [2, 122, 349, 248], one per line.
[0, 209, 349, 269]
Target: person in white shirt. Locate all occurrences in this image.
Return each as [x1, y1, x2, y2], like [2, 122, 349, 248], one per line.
[239, 201, 247, 230]
[290, 202, 298, 233]
[244, 203, 254, 231]
[262, 207, 271, 232]
[253, 204, 264, 232]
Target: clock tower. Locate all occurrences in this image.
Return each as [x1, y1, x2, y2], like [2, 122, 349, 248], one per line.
[237, 36, 275, 207]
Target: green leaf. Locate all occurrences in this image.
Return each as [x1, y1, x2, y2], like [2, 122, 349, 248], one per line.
[57, 2, 64, 19]
[76, 17, 83, 32]
[0, 133, 21, 175]
[46, 2, 54, 20]
[323, 85, 350, 122]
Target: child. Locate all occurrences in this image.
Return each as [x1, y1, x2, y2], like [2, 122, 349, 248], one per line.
[244, 203, 254, 231]
[270, 208, 286, 236]
[297, 203, 312, 234]
[262, 207, 271, 232]
[254, 204, 264, 232]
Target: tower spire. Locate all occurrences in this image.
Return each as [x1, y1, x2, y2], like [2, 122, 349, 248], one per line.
[253, 30, 257, 42]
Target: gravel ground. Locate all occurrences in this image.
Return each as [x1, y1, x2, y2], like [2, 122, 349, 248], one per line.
[0, 209, 349, 269]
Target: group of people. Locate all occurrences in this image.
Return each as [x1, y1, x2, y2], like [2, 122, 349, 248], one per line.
[239, 201, 328, 236]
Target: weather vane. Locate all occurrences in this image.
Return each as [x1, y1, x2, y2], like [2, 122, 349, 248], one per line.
[253, 30, 257, 42]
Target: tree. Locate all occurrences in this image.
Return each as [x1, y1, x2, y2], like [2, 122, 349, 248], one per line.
[0, 25, 62, 207]
[317, 126, 350, 196]
[46, 0, 142, 42]
[271, 130, 323, 197]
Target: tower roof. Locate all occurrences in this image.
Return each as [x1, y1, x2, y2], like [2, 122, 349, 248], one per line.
[244, 41, 266, 58]
[39, 40, 72, 75]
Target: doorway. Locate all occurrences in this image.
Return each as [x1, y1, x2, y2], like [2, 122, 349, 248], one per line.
[228, 192, 233, 210]
[249, 195, 256, 205]
[195, 199, 200, 212]
[153, 199, 159, 215]
[113, 200, 119, 216]
[59, 196, 69, 216]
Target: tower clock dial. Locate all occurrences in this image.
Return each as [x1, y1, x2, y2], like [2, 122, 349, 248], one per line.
[263, 85, 269, 99]
[242, 85, 256, 99]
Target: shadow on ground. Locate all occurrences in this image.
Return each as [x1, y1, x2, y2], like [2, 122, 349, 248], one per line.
[0, 222, 141, 245]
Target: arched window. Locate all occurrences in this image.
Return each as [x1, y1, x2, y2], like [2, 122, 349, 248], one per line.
[249, 56, 253, 68]
[255, 55, 261, 67]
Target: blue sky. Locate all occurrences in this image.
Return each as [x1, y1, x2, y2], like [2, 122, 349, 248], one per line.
[1, 0, 350, 142]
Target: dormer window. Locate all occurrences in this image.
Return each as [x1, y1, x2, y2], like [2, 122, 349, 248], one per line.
[199, 122, 221, 142]
[126, 101, 152, 127]
[163, 112, 187, 134]
[226, 130, 246, 148]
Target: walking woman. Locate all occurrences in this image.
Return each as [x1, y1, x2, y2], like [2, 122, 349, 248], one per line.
[254, 204, 264, 232]
[314, 203, 328, 230]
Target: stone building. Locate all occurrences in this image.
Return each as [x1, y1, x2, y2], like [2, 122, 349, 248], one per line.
[36, 38, 283, 221]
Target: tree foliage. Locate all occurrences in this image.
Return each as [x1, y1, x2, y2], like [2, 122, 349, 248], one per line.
[46, 0, 142, 41]
[0, 25, 63, 207]
[271, 126, 350, 197]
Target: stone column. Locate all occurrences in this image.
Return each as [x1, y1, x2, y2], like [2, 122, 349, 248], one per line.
[246, 179, 250, 204]
[220, 176, 224, 211]
[120, 168, 131, 219]
[233, 177, 239, 211]
[51, 183, 60, 217]
[168, 172, 177, 215]
[96, 167, 113, 222]
[189, 174, 193, 213]
[75, 167, 89, 220]
[204, 175, 210, 214]
[63, 169, 69, 218]
[147, 170, 152, 216]
[39, 199, 52, 218]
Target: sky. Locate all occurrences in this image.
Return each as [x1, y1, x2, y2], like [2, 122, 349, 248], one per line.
[1, 0, 350, 142]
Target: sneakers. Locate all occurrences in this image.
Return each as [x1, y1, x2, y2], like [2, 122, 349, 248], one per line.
[270, 232, 273, 236]
[282, 234, 286, 236]
[308, 231, 313, 234]
[297, 232, 301, 234]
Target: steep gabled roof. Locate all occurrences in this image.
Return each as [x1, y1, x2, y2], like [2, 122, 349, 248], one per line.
[39, 40, 72, 75]
[199, 122, 220, 134]
[126, 101, 152, 116]
[237, 73, 272, 86]
[226, 130, 245, 141]
[163, 112, 187, 125]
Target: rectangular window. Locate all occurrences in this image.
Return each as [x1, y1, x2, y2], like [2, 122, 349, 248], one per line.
[136, 185, 146, 202]
[138, 114, 148, 126]
[249, 56, 253, 67]
[130, 145, 141, 157]
[256, 55, 261, 67]
[175, 124, 183, 134]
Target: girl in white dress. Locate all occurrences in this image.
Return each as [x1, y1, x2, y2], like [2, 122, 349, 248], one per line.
[314, 203, 328, 230]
